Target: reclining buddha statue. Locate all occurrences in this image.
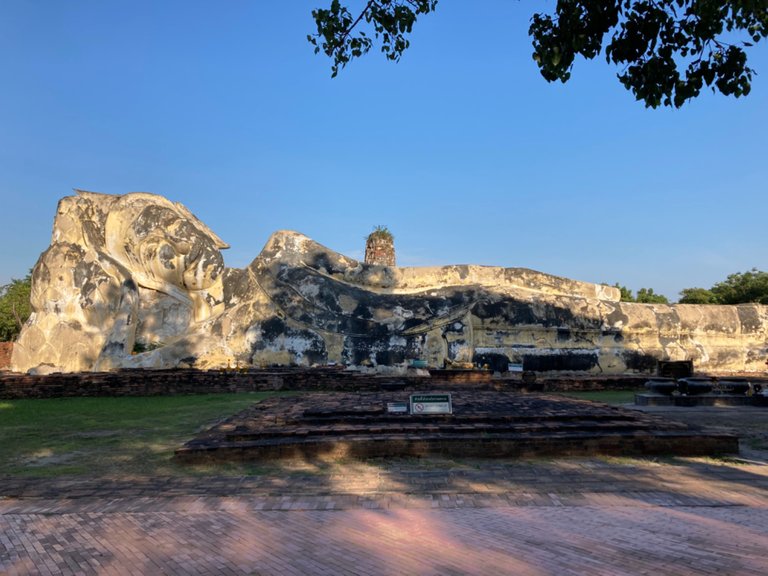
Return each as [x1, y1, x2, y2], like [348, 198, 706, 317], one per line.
[12, 191, 768, 374]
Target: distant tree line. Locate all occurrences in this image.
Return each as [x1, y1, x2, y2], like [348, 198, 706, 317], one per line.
[0, 274, 31, 342]
[610, 283, 670, 304]
[610, 268, 768, 305]
[678, 268, 768, 304]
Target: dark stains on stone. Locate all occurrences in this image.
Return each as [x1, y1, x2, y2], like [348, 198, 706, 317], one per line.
[655, 310, 680, 332]
[252, 318, 327, 366]
[261, 261, 475, 337]
[606, 307, 629, 328]
[251, 256, 626, 368]
[259, 318, 287, 341]
[69, 248, 90, 287]
[132, 206, 169, 238]
[455, 266, 469, 280]
[658, 337, 679, 356]
[622, 351, 658, 372]
[74, 259, 113, 308]
[447, 339, 469, 360]
[601, 327, 624, 342]
[746, 347, 768, 362]
[343, 335, 408, 367]
[234, 236, 768, 372]
[473, 352, 510, 372]
[342, 321, 406, 366]
[222, 269, 252, 305]
[32, 255, 51, 288]
[443, 321, 465, 334]
[158, 244, 176, 269]
[317, 286, 342, 314]
[203, 291, 223, 312]
[472, 299, 538, 325]
[81, 220, 105, 249]
[375, 349, 405, 365]
[522, 352, 598, 372]
[404, 337, 425, 359]
[130, 206, 225, 286]
[737, 305, 762, 333]
[209, 318, 224, 338]
[714, 348, 743, 365]
[473, 298, 602, 330]
[352, 302, 372, 320]
[298, 312, 315, 326]
[100, 341, 125, 357]
[344, 345, 368, 366]
[311, 252, 338, 275]
[302, 348, 327, 367]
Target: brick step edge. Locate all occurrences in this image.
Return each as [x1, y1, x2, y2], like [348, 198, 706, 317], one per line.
[175, 431, 739, 462]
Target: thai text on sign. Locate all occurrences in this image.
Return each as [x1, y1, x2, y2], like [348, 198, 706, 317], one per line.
[410, 394, 452, 415]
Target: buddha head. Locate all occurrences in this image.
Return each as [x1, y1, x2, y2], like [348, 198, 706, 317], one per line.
[104, 192, 229, 321]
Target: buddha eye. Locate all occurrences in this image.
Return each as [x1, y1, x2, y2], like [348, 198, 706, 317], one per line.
[158, 244, 177, 270]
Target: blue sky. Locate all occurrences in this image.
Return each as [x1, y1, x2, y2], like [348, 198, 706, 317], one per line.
[1, 1, 766, 300]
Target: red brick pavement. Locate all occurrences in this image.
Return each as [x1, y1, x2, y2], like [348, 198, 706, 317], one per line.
[1, 504, 767, 575]
[2, 457, 768, 575]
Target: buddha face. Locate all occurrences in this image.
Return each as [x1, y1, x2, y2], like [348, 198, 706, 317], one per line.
[104, 193, 229, 320]
[128, 205, 225, 292]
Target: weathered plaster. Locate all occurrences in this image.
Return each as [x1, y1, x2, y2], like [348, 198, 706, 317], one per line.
[11, 191, 768, 374]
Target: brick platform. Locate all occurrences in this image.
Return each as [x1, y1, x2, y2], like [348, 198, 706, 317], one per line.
[0, 367, 652, 399]
[0, 342, 11, 370]
[176, 390, 738, 462]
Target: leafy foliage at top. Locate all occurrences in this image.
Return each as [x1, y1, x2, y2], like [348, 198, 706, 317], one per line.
[610, 282, 670, 303]
[0, 275, 31, 341]
[612, 282, 637, 302]
[678, 286, 720, 303]
[635, 287, 670, 304]
[531, 0, 766, 107]
[310, 0, 767, 107]
[679, 268, 768, 304]
[309, 0, 438, 77]
[367, 224, 395, 242]
[712, 268, 768, 304]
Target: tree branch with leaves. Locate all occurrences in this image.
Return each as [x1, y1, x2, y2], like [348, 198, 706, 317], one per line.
[0, 275, 32, 342]
[309, 0, 767, 107]
[308, 0, 438, 77]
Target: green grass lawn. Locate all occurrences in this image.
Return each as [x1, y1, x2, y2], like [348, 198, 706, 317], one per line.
[2, 389, 762, 481]
[0, 393, 283, 477]
[556, 390, 637, 405]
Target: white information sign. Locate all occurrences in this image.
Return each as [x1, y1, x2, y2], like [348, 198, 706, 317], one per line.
[410, 394, 452, 415]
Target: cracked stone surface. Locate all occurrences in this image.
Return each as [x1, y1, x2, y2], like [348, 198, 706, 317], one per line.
[12, 190, 768, 374]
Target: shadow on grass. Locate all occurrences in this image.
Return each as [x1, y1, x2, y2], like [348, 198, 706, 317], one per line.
[2, 391, 767, 510]
[2, 395, 768, 575]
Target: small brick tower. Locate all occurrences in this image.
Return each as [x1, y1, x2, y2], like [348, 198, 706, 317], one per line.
[364, 226, 396, 267]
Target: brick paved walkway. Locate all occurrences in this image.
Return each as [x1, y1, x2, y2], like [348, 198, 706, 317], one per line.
[2, 454, 768, 575]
